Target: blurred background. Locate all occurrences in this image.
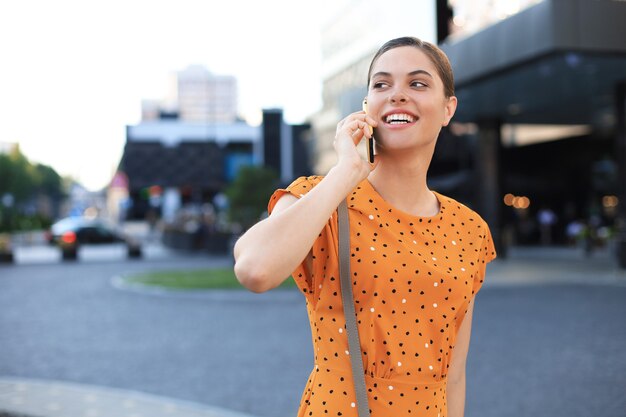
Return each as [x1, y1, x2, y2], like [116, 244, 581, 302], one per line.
[1, 1, 625, 417]
[1, 0, 623, 262]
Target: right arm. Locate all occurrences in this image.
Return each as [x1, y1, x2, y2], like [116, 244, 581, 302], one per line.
[234, 164, 361, 292]
[233, 112, 377, 293]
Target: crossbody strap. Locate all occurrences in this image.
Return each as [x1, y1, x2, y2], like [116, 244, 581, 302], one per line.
[338, 199, 370, 417]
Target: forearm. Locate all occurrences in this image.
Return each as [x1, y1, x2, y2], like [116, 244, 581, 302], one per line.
[446, 373, 466, 417]
[234, 163, 362, 292]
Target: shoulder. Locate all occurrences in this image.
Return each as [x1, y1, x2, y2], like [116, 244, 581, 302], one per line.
[283, 175, 325, 196]
[436, 191, 491, 232]
[267, 175, 325, 214]
[435, 191, 497, 261]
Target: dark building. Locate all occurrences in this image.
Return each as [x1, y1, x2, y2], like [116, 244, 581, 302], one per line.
[120, 140, 226, 219]
[262, 110, 283, 177]
[291, 122, 315, 180]
[439, 0, 626, 266]
[119, 110, 312, 221]
[262, 109, 314, 186]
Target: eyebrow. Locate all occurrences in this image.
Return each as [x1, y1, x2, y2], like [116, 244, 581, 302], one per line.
[371, 69, 434, 79]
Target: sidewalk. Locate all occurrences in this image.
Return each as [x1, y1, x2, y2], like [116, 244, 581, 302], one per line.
[484, 245, 626, 287]
[0, 378, 258, 417]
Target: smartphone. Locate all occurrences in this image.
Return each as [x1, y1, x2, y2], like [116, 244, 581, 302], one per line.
[362, 99, 375, 164]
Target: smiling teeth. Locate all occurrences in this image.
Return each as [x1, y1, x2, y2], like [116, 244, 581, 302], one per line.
[386, 113, 415, 124]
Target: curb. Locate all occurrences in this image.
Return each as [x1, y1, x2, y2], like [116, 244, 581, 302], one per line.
[0, 377, 259, 417]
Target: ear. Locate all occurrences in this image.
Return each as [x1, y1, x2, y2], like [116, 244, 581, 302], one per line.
[442, 96, 457, 127]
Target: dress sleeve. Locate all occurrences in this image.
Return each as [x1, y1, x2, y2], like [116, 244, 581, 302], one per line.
[267, 176, 336, 298]
[472, 221, 497, 296]
[267, 176, 322, 215]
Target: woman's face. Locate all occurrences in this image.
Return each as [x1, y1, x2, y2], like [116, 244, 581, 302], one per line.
[366, 46, 457, 152]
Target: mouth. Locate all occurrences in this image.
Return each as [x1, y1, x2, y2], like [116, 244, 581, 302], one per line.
[383, 112, 418, 125]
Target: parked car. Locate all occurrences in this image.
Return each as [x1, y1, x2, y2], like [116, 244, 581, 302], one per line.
[46, 217, 142, 260]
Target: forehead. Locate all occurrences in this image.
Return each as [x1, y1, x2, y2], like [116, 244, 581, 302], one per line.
[371, 46, 438, 76]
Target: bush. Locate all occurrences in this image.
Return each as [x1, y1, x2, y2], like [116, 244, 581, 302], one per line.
[225, 165, 279, 230]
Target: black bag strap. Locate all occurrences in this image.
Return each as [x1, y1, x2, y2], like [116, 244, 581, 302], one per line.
[338, 199, 370, 416]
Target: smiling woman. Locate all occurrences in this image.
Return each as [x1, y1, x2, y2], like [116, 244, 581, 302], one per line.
[233, 36, 496, 417]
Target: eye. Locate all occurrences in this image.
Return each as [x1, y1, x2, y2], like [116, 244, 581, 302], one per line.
[410, 80, 427, 88]
[372, 81, 389, 89]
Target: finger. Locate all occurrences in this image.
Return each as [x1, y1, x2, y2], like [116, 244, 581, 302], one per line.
[337, 111, 369, 132]
[357, 119, 373, 139]
[344, 119, 367, 136]
[338, 119, 360, 134]
[349, 122, 366, 145]
[362, 121, 373, 138]
[365, 115, 377, 129]
[354, 114, 375, 138]
[337, 117, 348, 130]
[336, 120, 362, 145]
[336, 117, 350, 135]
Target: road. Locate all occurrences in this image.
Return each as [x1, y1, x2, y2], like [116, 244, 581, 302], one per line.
[1, 245, 625, 417]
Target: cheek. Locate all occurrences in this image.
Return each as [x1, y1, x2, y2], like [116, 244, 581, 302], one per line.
[433, 101, 451, 122]
[421, 100, 447, 121]
[440, 106, 451, 123]
[367, 97, 384, 114]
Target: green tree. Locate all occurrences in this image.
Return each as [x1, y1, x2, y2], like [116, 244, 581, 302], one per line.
[1, 146, 35, 202]
[34, 163, 63, 199]
[0, 145, 65, 232]
[225, 165, 279, 230]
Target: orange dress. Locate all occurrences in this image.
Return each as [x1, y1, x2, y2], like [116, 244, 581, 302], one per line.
[268, 176, 496, 417]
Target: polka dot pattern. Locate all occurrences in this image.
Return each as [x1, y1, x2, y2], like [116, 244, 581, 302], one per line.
[268, 176, 497, 417]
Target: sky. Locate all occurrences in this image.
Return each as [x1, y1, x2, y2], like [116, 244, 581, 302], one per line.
[0, 0, 324, 191]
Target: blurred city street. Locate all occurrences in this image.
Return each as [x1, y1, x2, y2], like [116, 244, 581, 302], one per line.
[0, 234, 625, 417]
[2, 0, 626, 416]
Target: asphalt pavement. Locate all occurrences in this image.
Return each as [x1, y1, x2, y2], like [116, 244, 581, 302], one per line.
[0, 236, 624, 417]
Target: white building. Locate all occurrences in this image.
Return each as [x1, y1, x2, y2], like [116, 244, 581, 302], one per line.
[174, 65, 238, 123]
[141, 65, 239, 123]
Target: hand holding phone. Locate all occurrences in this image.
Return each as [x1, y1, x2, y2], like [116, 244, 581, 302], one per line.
[362, 99, 375, 165]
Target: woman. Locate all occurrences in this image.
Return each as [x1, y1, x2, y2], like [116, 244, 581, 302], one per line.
[234, 36, 496, 417]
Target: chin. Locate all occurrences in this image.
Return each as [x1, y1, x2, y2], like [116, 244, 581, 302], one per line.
[378, 137, 431, 151]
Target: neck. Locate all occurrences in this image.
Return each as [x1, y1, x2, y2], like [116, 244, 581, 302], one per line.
[367, 144, 439, 217]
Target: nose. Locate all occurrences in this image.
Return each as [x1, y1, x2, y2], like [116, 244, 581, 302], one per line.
[389, 88, 408, 104]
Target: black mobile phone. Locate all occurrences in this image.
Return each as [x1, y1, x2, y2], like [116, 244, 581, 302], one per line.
[362, 99, 375, 165]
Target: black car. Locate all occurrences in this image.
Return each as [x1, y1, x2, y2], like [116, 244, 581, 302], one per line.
[46, 217, 142, 260]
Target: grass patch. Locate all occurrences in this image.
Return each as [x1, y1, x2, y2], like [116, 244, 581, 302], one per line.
[124, 268, 296, 290]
